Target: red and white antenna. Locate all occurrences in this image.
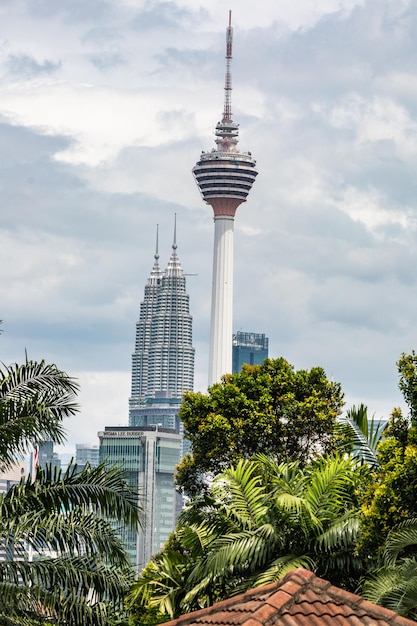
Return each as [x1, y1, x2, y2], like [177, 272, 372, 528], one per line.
[223, 10, 233, 122]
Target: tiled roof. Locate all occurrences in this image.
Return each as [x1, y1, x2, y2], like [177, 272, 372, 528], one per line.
[162, 568, 417, 626]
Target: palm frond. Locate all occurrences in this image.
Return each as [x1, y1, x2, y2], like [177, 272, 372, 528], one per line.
[213, 460, 268, 529]
[313, 512, 360, 552]
[304, 455, 357, 521]
[0, 461, 142, 529]
[0, 360, 78, 467]
[338, 404, 385, 467]
[363, 560, 417, 619]
[250, 554, 314, 588]
[188, 523, 277, 587]
[384, 518, 417, 566]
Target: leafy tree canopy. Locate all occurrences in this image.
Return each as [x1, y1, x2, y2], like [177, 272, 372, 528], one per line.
[359, 409, 417, 560]
[130, 454, 364, 622]
[359, 352, 417, 560]
[177, 358, 344, 496]
[397, 350, 417, 426]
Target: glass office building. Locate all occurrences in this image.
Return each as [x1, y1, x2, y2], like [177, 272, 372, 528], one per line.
[232, 331, 269, 373]
[98, 425, 182, 570]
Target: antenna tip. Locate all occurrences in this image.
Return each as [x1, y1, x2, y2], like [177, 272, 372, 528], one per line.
[229, 10, 232, 26]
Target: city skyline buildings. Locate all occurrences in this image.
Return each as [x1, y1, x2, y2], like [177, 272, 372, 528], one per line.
[3, 2, 416, 454]
[129, 217, 195, 426]
[193, 11, 258, 386]
[98, 218, 194, 569]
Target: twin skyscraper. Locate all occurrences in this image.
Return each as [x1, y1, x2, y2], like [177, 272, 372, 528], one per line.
[129, 221, 194, 429]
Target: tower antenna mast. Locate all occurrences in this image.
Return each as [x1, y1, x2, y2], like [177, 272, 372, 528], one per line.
[223, 10, 233, 122]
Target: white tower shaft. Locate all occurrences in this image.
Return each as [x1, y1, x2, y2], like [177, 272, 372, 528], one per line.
[208, 215, 234, 385]
[193, 12, 258, 387]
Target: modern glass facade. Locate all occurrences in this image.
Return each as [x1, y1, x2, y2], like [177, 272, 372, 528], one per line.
[98, 426, 182, 569]
[232, 331, 269, 373]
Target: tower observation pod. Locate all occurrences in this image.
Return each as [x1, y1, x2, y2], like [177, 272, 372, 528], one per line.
[192, 11, 258, 386]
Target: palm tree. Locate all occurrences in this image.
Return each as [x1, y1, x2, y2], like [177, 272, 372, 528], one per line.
[0, 358, 77, 468]
[337, 404, 386, 467]
[131, 454, 364, 620]
[0, 356, 142, 625]
[362, 518, 417, 619]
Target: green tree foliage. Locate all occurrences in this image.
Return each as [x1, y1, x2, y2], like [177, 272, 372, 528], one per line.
[177, 358, 344, 496]
[397, 351, 417, 426]
[0, 354, 142, 625]
[362, 518, 417, 619]
[130, 454, 363, 621]
[359, 411, 417, 560]
[0, 359, 77, 469]
[359, 352, 417, 560]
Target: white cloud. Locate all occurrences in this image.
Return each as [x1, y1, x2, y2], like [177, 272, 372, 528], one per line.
[59, 371, 130, 454]
[335, 185, 417, 233]
[2, 0, 417, 454]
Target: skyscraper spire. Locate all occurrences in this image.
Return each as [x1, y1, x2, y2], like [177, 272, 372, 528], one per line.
[149, 224, 161, 286]
[173, 212, 177, 250]
[166, 213, 182, 278]
[129, 221, 195, 418]
[155, 223, 159, 259]
[193, 13, 258, 386]
[130, 230, 163, 408]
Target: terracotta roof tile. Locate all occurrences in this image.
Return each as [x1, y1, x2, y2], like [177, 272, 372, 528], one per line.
[162, 568, 417, 626]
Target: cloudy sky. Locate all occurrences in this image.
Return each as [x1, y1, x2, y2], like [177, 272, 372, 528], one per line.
[1, 0, 416, 454]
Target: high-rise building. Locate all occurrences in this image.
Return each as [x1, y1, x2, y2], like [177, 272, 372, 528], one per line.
[75, 443, 99, 470]
[0, 462, 27, 562]
[193, 11, 258, 386]
[98, 425, 182, 571]
[129, 221, 194, 425]
[38, 441, 61, 473]
[232, 331, 269, 373]
[99, 222, 194, 570]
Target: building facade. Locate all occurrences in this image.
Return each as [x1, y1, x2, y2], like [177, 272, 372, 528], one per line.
[75, 443, 99, 469]
[232, 331, 269, 373]
[98, 426, 182, 570]
[0, 462, 27, 562]
[38, 441, 61, 473]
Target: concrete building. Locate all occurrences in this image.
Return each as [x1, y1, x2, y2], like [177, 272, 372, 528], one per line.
[0, 462, 26, 494]
[38, 441, 61, 473]
[75, 443, 99, 470]
[0, 462, 27, 561]
[232, 331, 269, 373]
[193, 12, 258, 386]
[98, 425, 182, 570]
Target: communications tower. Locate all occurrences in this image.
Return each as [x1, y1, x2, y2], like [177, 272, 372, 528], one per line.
[193, 11, 258, 386]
